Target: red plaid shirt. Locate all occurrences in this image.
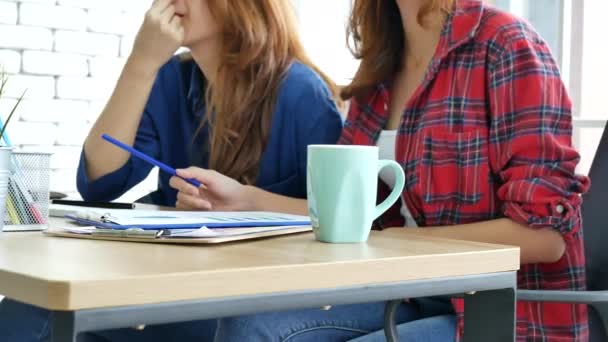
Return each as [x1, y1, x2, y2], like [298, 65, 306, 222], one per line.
[339, 1, 590, 341]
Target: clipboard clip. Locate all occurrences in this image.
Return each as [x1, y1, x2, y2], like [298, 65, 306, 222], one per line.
[74, 211, 120, 225]
[101, 213, 117, 223]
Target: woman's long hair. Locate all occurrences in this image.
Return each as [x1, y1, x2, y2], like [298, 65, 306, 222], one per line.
[197, 0, 339, 185]
[341, 0, 453, 101]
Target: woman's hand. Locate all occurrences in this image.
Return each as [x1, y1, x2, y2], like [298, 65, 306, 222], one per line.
[130, 0, 185, 73]
[170, 167, 254, 211]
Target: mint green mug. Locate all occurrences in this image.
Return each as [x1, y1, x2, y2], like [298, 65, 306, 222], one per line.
[307, 145, 405, 243]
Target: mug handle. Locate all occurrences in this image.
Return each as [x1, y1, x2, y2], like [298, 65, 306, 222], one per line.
[374, 160, 405, 219]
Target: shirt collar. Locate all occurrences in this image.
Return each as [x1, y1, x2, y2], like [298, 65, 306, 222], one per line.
[437, 0, 484, 59]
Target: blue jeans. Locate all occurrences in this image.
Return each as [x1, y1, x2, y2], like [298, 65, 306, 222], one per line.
[0, 298, 217, 342]
[215, 298, 456, 342]
[0, 297, 455, 342]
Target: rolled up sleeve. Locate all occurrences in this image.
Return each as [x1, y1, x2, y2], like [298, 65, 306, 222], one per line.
[488, 37, 590, 237]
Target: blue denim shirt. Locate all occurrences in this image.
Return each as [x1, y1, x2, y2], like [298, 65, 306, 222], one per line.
[77, 56, 343, 206]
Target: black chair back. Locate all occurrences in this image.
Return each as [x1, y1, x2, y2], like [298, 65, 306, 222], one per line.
[580, 123, 608, 340]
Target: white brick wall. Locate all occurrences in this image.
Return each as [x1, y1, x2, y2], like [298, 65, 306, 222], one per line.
[89, 57, 126, 78]
[0, 50, 21, 73]
[54, 31, 120, 56]
[19, 3, 87, 30]
[4, 75, 55, 98]
[0, 24, 53, 50]
[10, 121, 58, 145]
[16, 1, 56, 4]
[55, 122, 92, 146]
[22, 51, 89, 76]
[87, 10, 135, 35]
[0, 0, 155, 199]
[47, 146, 82, 169]
[18, 99, 89, 123]
[49, 168, 77, 193]
[120, 35, 136, 57]
[0, 1, 18, 25]
[0, 98, 19, 122]
[56, 76, 115, 100]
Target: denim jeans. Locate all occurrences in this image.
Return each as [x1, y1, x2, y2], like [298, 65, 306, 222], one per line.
[215, 298, 456, 342]
[0, 297, 455, 342]
[0, 298, 217, 342]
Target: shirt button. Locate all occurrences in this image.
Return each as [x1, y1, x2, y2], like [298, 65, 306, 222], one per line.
[556, 204, 565, 214]
[384, 103, 388, 111]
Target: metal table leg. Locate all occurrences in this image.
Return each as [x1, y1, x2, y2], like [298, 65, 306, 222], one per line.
[384, 300, 402, 342]
[51, 311, 77, 342]
[463, 288, 516, 342]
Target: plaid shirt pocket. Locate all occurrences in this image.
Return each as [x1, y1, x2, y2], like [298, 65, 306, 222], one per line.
[419, 129, 489, 206]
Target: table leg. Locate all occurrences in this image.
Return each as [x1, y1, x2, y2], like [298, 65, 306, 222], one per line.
[463, 288, 516, 342]
[384, 300, 402, 342]
[51, 311, 77, 342]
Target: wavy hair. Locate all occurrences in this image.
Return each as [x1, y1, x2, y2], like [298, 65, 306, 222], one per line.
[341, 0, 453, 100]
[197, 0, 339, 184]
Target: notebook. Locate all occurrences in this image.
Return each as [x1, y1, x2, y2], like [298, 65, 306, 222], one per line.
[65, 208, 311, 230]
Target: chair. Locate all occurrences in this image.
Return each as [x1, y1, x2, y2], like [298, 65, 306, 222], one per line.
[518, 123, 608, 341]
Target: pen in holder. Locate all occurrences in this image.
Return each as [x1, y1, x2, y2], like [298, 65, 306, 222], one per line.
[3, 152, 52, 232]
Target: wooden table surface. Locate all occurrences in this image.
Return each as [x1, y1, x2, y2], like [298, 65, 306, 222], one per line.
[0, 224, 519, 311]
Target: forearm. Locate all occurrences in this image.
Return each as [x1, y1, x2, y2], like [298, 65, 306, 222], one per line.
[244, 186, 308, 215]
[407, 218, 566, 264]
[83, 57, 158, 181]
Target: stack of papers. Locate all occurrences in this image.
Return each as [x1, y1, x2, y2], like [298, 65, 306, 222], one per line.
[47, 207, 311, 242]
[62, 225, 303, 238]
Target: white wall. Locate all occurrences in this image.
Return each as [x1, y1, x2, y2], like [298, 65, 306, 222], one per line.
[0, 0, 157, 201]
[292, 0, 356, 86]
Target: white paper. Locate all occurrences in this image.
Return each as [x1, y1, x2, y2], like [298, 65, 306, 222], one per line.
[75, 209, 310, 227]
[62, 226, 97, 235]
[167, 226, 295, 238]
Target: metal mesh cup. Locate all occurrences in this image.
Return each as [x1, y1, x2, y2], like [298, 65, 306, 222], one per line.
[0, 147, 12, 234]
[0, 173, 9, 234]
[3, 152, 52, 231]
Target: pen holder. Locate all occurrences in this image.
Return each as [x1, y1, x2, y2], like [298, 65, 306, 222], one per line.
[0, 147, 12, 234]
[3, 152, 52, 232]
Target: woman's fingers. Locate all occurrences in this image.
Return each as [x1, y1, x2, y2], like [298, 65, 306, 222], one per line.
[159, 4, 176, 25]
[177, 167, 217, 187]
[176, 191, 212, 210]
[149, 0, 172, 17]
[169, 176, 199, 196]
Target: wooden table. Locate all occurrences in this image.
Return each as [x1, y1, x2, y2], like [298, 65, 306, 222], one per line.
[0, 224, 519, 342]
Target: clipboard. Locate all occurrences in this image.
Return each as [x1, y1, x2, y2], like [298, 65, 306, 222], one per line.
[64, 209, 311, 230]
[44, 226, 313, 244]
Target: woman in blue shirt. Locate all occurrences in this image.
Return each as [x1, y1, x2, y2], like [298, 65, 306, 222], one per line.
[0, 0, 341, 341]
[77, 0, 342, 207]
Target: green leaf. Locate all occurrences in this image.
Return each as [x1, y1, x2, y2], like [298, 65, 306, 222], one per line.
[0, 66, 7, 99]
[0, 88, 27, 144]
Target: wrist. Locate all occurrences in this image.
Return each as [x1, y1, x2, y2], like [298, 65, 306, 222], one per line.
[242, 185, 262, 211]
[124, 54, 162, 79]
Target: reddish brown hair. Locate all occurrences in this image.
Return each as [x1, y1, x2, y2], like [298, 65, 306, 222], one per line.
[341, 0, 453, 100]
[198, 1, 339, 185]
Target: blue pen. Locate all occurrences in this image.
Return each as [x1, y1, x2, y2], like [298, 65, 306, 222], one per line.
[101, 134, 203, 188]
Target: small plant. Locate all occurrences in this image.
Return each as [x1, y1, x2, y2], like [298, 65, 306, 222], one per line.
[0, 66, 26, 145]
